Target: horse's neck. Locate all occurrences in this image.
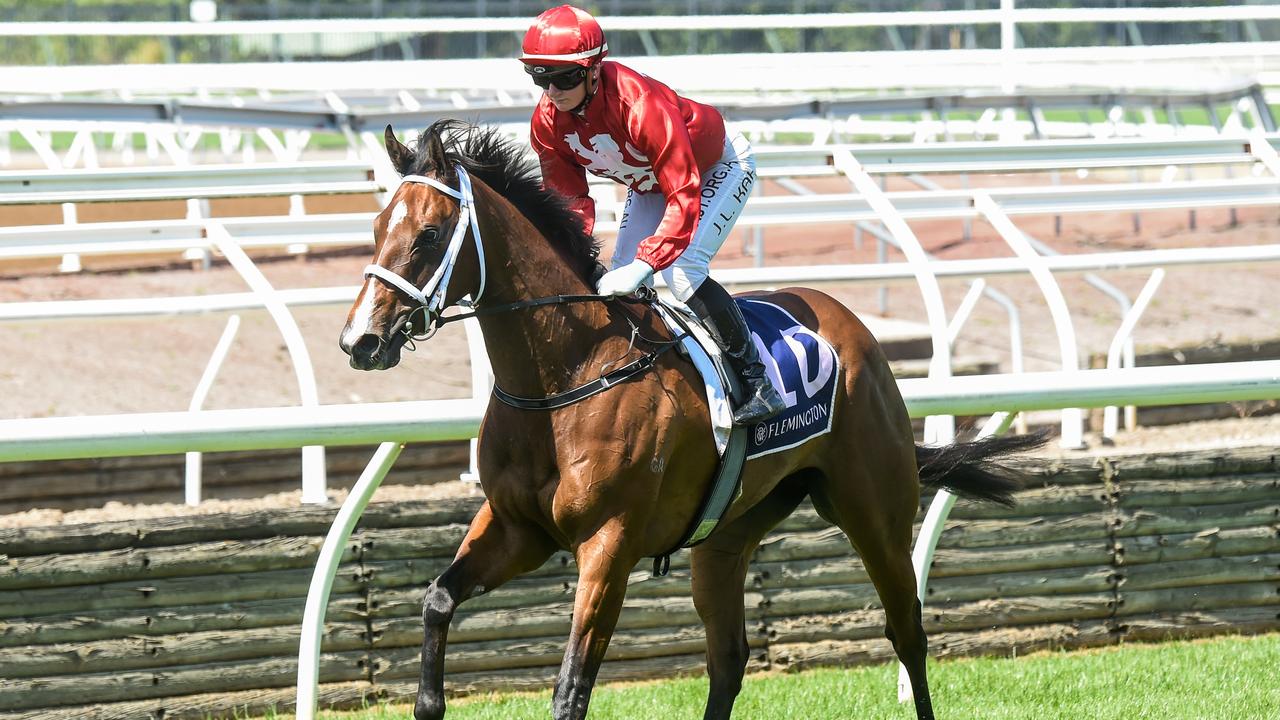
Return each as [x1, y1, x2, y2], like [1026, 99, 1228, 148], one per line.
[473, 191, 612, 397]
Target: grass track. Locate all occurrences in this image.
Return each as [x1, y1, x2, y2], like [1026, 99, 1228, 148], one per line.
[259, 632, 1279, 720]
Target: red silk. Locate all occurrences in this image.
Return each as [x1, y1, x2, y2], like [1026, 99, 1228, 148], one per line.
[531, 61, 726, 271]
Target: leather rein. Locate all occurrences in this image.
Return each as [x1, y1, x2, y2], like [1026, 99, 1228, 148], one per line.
[366, 166, 687, 411]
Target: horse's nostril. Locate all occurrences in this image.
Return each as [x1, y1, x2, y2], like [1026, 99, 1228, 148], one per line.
[352, 334, 383, 362]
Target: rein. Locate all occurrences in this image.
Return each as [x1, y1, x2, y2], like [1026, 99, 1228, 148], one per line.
[366, 167, 687, 411]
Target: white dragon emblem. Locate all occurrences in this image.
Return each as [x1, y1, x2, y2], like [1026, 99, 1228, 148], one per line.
[564, 132, 657, 191]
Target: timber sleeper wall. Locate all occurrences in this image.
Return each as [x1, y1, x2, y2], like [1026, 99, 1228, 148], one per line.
[0, 443, 471, 515]
[0, 446, 1277, 719]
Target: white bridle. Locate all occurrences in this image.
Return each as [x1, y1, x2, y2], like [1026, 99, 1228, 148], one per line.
[363, 165, 486, 326]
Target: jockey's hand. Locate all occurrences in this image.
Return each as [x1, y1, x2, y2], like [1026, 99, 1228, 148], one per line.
[595, 259, 655, 296]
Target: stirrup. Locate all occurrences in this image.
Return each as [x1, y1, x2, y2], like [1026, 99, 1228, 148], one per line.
[732, 382, 786, 425]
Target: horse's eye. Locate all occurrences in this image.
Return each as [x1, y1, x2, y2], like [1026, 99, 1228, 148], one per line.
[417, 226, 441, 248]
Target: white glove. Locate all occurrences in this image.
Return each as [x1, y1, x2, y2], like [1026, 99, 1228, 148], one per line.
[595, 259, 654, 296]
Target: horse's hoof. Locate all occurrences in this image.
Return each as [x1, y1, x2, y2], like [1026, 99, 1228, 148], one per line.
[414, 697, 445, 720]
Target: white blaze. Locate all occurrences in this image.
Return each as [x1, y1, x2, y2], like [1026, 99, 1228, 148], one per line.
[387, 199, 411, 236]
[343, 277, 381, 347]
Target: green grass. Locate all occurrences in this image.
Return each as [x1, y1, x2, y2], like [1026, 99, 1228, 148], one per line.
[252, 633, 1280, 720]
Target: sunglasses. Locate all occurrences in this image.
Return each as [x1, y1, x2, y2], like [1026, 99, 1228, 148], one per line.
[528, 67, 587, 91]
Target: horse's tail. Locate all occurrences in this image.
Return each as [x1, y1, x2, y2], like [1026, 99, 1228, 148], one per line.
[914, 431, 1049, 507]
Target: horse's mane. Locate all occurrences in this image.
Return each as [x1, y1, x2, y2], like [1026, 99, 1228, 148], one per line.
[405, 119, 602, 281]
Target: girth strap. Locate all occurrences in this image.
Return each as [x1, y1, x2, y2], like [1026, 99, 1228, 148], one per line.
[646, 303, 751, 577]
[649, 425, 748, 577]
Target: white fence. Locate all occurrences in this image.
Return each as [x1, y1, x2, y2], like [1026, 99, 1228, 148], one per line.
[7, 3, 1280, 94]
[4, 47, 1277, 96]
[10, 6, 1280, 40]
[4, 134, 1278, 264]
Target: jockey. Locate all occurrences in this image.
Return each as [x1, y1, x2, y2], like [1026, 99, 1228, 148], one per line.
[520, 4, 787, 426]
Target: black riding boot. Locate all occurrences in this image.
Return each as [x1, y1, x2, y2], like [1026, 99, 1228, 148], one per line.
[686, 279, 788, 425]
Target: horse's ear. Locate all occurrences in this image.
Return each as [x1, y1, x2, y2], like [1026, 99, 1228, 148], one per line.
[423, 128, 449, 178]
[384, 125, 413, 176]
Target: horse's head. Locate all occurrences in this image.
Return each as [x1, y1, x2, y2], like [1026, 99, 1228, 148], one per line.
[340, 125, 484, 371]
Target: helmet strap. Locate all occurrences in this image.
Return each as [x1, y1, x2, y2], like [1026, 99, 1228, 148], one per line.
[569, 66, 599, 115]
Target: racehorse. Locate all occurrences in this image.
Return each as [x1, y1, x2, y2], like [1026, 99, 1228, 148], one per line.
[339, 120, 1045, 720]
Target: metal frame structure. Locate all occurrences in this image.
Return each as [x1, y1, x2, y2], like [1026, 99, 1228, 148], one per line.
[3, 47, 1278, 95]
[3, 133, 1277, 262]
[10, 360, 1274, 464]
[3, 84, 1273, 174]
[4, 85, 1272, 132]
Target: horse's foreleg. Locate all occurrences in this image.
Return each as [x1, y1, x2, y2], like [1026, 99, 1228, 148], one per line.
[551, 529, 636, 720]
[692, 480, 808, 720]
[415, 501, 556, 720]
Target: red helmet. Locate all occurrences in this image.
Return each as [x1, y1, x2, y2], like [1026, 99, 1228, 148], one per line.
[520, 4, 608, 69]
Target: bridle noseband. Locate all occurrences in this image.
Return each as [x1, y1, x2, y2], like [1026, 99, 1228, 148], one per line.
[364, 165, 485, 342]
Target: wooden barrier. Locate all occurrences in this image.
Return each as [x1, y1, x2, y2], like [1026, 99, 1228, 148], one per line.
[0, 445, 1276, 719]
[0, 443, 470, 515]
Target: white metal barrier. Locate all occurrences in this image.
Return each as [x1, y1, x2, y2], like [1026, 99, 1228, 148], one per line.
[2, 45, 1275, 96]
[7, 241, 1280, 516]
[5, 4, 1280, 95]
[0, 162, 376, 204]
[0, 361, 1277, 711]
[184, 314, 240, 506]
[5, 87, 1269, 174]
[3, 134, 1278, 267]
[4, 133, 1279, 495]
[8, 6, 1280, 40]
[207, 223, 328, 504]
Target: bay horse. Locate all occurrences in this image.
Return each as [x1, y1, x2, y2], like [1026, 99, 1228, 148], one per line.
[339, 120, 1044, 720]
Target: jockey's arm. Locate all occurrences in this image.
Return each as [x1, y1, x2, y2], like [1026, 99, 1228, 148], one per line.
[626, 94, 703, 272]
[532, 119, 596, 235]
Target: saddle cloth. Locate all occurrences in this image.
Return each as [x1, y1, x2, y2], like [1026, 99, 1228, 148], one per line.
[653, 297, 841, 550]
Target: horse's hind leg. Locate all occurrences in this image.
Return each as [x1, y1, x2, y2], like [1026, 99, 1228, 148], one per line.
[855, 530, 934, 719]
[812, 461, 936, 720]
[692, 478, 808, 720]
[414, 501, 556, 720]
